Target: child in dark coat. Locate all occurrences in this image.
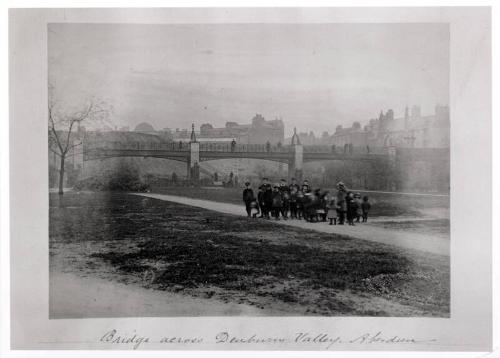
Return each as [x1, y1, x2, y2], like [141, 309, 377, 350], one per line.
[271, 185, 283, 220]
[296, 189, 305, 219]
[279, 181, 290, 219]
[289, 187, 298, 219]
[354, 193, 363, 223]
[242, 182, 254, 217]
[361, 196, 371, 222]
[257, 187, 266, 218]
[263, 184, 273, 219]
[336, 182, 347, 225]
[316, 190, 327, 222]
[346, 192, 356, 226]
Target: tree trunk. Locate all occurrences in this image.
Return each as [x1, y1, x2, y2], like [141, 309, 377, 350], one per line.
[58, 154, 66, 195]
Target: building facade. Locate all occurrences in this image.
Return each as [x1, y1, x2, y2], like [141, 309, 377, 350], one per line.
[331, 105, 450, 149]
[163, 114, 285, 144]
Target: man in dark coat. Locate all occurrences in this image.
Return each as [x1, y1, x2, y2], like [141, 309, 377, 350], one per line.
[242, 181, 254, 217]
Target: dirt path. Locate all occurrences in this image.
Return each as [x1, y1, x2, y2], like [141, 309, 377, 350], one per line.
[134, 193, 449, 257]
[347, 188, 449, 197]
[50, 271, 274, 318]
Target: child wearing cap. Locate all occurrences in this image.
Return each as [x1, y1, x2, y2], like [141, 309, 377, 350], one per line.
[242, 181, 254, 217]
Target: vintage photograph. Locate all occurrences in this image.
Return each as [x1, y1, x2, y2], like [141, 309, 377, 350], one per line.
[48, 22, 450, 318]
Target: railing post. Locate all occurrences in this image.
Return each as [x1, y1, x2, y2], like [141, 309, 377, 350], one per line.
[188, 124, 200, 185]
[387, 146, 397, 191]
[291, 143, 303, 182]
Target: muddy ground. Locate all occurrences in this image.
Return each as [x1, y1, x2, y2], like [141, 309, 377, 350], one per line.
[50, 191, 450, 317]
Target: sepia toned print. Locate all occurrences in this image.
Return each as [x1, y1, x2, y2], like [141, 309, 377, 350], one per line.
[48, 23, 450, 318]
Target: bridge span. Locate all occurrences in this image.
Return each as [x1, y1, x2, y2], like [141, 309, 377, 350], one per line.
[82, 125, 447, 183]
[83, 126, 393, 182]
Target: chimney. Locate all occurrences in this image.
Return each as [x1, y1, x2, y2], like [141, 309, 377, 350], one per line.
[386, 109, 394, 121]
[404, 106, 410, 129]
[411, 105, 421, 118]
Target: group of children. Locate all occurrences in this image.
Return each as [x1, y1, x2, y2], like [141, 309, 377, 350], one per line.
[242, 178, 372, 225]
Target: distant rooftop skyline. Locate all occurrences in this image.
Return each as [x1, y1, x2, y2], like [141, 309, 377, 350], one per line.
[126, 104, 446, 136]
[48, 23, 449, 135]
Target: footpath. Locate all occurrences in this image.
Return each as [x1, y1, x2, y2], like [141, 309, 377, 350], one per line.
[134, 193, 449, 256]
[50, 271, 272, 318]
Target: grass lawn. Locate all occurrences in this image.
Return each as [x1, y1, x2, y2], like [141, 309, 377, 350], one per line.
[50, 191, 449, 317]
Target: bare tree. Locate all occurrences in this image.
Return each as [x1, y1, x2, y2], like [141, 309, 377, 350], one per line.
[48, 92, 111, 195]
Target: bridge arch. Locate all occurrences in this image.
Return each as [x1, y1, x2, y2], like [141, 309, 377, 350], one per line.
[197, 157, 292, 183]
[200, 155, 290, 165]
[84, 154, 188, 163]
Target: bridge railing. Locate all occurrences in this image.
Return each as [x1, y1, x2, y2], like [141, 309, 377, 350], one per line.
[304, 145, 379, 155]
[83, 140, 388, 155]
[84, 141, 190, 151]
[199, 143, 294, 153]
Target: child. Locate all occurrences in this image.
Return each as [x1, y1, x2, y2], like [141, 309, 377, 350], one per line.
[257, 187, 266, 218]
[316, 190, 327, 222]
[249, 198, 260, 218]
[354, 193, 363, 223]
[326, 194, 337, 225]
[280, 181, 290, 220]
[303, 190, 317, 222]
[345, 191, 356, 226]
[336, 182, 347, 225]
[289, 187, 298, 219]
[271, 185, 283, 220]
[242, 181, 255, 217]
[361, 196, 371, 222]
[263, 184, 273, 219]
[296, 189, 305, 219]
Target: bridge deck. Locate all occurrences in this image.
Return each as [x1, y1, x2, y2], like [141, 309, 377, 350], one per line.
[84, 148, 389, 163]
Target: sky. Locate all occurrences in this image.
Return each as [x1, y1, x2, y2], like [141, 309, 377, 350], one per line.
[48, 23, 449, 135]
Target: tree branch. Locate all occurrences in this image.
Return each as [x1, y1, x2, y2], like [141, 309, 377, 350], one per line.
[48, 104, 64, 154]
[49, 147, 62, 157]
[67, 141, 82, 151]
[63, 103, 93, 154]
[48, 94, 112, 158]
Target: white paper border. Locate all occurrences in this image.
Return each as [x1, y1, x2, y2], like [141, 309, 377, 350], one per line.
[7, 6, 492, 353]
